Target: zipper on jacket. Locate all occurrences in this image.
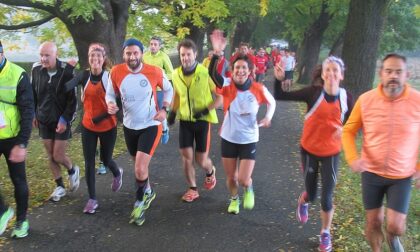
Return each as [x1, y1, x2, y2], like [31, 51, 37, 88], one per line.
[178, 71, 193, 121]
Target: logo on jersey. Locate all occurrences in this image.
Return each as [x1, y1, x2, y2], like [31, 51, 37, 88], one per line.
[139, 79, 148, 87]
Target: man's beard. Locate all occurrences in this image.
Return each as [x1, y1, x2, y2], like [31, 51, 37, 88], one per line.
[384, 80, 403, 95]
[127, 59, 141, 70]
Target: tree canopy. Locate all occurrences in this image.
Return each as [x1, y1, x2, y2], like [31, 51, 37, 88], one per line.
[0, 0, 419, 95]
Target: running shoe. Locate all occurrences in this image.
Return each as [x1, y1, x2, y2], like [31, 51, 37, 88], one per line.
[243, 187, 255, 210]
[142, 190, 156, 210]
[111, 168, 123, 192]
[203, 166, 216, 190]
[318, 232, 332, 252]
[83, 199, 98, 214]
[388, 236, 404, 252]
[182, 189, 199, 202]
[129, 201, 146, 226]
[50, 186, 66, 202]
[296, 192, 309, 224]
[227, 197, 240, 215]
[11, 220, 29, 239]
[97, 162, 107, 175]
[161, 130, 169, 144]
[0, 207, 14, 236]
[68, 165, 80, 192]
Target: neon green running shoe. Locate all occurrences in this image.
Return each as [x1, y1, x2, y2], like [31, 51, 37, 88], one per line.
[129, 201, 145, 226]
[243, 187, 255, 210]
[143, 190, 156, 210]
[11, 220, 29, 238]
[0, 207, 14, 236]
[227, 197, 240, 215]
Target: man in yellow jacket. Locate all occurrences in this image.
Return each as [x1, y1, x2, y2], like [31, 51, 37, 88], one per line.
[169, 39, 222, 202]
[342, 53, 420, 252]
[0, 40, 34, 238]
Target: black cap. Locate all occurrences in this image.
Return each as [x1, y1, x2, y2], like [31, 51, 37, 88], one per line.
[0, 40, 3, 53]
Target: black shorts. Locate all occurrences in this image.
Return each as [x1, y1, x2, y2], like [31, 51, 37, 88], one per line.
[361, 171, 412, 214]
[39, 122, 72, 140]
[179, 120, 211, 153]
[285, 70, 294, 80]
[221, 138, 256, 160]
[123, 125, 162, 157]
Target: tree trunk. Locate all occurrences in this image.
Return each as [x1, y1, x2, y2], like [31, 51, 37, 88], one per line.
[232, 18, 258, 49]
[59, 0, 130, 68]
[329, 32, 344, 57]
[185, 24, 206, 62]
[342, 0, 391, 99]
[296, 1, 332, 84]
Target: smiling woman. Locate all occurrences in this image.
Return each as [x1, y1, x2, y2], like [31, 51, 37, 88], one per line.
[64, 42, 122, 214]
[273, 55, 354, 252]
[209, 29, 276, 215]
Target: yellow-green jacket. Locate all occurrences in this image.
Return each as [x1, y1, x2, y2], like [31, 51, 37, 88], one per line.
[0, 60, 25, 139]
[172, 64, 218, 123]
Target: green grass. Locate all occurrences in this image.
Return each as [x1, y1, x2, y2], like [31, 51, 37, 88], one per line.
[0, 123, 127, 209]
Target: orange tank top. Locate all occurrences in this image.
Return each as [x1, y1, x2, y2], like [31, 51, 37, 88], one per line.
[301, 97, 342, 156]
[82, 79, 117, 132]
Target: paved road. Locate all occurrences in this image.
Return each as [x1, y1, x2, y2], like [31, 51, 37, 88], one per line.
[3, 79, 323, 252]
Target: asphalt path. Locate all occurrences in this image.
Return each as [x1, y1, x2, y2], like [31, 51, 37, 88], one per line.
[3, 77, 323, 252]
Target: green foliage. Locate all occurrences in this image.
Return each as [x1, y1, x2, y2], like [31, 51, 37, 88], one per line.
[35, 19, 77, 58]
[379, 0, 420, 54]
[130, 0, 229, 41]
[271, 0, 349, 46]
[414, 4, 420, 18]
[59, 0, 106, 22]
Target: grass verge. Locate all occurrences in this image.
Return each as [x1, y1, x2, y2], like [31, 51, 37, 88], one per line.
[0, 124, 127, 209]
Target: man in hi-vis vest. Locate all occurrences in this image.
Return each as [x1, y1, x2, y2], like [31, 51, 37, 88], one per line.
[0, 40, 34, 238]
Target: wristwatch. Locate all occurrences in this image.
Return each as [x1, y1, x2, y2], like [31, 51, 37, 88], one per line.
[162, 106, 170, 113]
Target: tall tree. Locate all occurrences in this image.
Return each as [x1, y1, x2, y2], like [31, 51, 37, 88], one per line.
[0, 0, 130, 68]
[295, 0, 333, 84]
[130, 0, 229, 61]
[341, 0, 391, 98]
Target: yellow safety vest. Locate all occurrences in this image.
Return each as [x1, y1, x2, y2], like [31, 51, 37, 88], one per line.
[172, 64, 218, 123]
[0, 60, 24, 139]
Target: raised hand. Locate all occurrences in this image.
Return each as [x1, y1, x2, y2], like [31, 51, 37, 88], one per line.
[274, 63, 285, 81]
[210, 29, 227, 55]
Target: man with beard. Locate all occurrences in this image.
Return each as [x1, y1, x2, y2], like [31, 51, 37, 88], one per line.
[342, 53, 420, 252]
[106, 38, 173, 226]
[168, 39, 222, 202]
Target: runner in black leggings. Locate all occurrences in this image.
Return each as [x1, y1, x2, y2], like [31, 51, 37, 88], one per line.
[0, 42, 33, 238]
[65, 43, 122, 214]
[274, 56, 354, 252]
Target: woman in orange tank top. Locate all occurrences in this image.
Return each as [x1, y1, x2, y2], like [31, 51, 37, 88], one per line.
[274, 56, 354, 252]
[65, 43, 123, 214]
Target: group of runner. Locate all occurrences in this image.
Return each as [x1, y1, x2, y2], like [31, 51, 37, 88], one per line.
[0, 29, 418, 252]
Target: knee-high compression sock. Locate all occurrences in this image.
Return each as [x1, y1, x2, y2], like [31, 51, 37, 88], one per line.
[136, 178, 150, 201]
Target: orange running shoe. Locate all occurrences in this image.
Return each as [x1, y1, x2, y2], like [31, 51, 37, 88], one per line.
[203, 166, 216, 190]
[182, 189, 199, 202]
